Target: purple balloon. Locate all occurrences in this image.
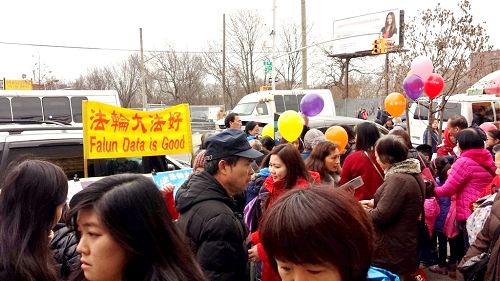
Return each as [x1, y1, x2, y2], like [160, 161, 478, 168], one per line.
[300, 93, 324, 117]
[403, 74, 424, 100]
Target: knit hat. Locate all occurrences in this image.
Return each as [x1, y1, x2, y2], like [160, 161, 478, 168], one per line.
[303, 129, 326, 151]
[193, 150, 206, 171]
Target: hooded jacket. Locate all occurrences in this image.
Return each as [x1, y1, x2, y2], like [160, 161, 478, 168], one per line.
[434, 148, 496, 221]
[370, 158, 424, 276]
[175, 171, 248, 281]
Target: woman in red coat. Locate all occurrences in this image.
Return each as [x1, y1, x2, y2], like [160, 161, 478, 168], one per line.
[248, 143, 320, 281]
[339, 122, 384, 200]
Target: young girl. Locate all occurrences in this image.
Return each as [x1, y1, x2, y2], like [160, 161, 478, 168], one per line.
[261, 188, 399, 281]
[68, 174, 206, 281]
[248, 144, 320, 281]
[428, 157, 453, 276]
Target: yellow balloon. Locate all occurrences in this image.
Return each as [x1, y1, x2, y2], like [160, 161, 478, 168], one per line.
[384, 92, 407, 117]
[261, 123, 275, 139]
[278, 110, 303, 142]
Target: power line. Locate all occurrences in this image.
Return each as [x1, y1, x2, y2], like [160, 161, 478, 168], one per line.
[0, 40, 291, 55]
[0, 40, 212, 54]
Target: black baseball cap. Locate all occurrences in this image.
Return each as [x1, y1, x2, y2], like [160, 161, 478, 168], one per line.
[205, 129, 263, 161]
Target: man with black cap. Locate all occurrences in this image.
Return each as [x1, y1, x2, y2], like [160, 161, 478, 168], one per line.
[175, 129, 262, 281]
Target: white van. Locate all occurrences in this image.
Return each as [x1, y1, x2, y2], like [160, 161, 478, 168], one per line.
[0, 90, 121, 126]
[216, 89, 335, 129]
[408, 93, 500, 145]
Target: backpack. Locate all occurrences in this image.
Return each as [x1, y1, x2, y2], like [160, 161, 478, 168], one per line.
[244, 187, 270, 233]
[466, 193, 496, 245]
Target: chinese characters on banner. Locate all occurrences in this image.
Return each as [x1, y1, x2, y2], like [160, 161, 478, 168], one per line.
[82, 101, 192, 159]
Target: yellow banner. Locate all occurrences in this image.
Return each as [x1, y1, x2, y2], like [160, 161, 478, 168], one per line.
[83, 101, 192, 159]
[4, 79, 33, 90]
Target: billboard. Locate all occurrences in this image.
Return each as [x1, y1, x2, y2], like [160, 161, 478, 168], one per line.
[4, 79, 33, 90]
[332, 9, 403, 56]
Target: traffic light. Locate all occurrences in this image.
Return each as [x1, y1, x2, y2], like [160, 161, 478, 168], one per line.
[379, 38, 387, 54]
[371, 39, 380, 54]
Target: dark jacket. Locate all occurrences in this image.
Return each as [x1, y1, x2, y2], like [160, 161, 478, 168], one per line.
[458, 192, 500, 281]
[50, 223, 80, 280]
[370, 159, 424, 275]
[175, 171, 248, 281]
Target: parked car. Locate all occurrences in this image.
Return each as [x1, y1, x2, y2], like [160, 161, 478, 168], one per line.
[308, 116, 389, 135]
[0, 121, 190, 181]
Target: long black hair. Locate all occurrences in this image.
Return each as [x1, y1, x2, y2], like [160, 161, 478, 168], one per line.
[0, 160, 68, 281]
[68, 174, 206, 281]
[355, 122, 381, 151]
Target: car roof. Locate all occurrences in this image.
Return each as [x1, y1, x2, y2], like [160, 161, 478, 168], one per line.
[308, 116, 389, 134]
[416, 94, 500, 103]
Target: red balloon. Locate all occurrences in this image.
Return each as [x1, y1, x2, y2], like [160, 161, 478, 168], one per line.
[424, 73, 444, 99]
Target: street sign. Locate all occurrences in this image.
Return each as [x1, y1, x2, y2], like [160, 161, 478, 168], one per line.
[264, 60, 272, 73]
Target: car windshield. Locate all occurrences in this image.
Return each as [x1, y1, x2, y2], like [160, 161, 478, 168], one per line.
[232, 103, 257, 116]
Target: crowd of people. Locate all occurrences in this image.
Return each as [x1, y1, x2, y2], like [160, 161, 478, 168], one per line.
[0, 111, 499, 281]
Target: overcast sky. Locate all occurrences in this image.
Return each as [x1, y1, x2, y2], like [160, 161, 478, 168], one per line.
[0, 0, 497, 83]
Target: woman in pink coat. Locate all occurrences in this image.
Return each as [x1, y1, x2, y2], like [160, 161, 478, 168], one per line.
[434, 128, 496, 276]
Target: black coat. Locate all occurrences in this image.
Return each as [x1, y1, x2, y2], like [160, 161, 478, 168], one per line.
[176, 171, 248, 281]
[50, 223, 80, 280]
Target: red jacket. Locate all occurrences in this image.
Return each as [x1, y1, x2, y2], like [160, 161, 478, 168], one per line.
[339, 150, 385, 200]
[251, 171, 320, 281]
[478, 175, 500, 199]
[164, 191, 179, 220]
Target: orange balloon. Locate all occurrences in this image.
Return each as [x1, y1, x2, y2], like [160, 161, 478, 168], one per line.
[384, 92, 407, 117]
[325, 126, 348, 151]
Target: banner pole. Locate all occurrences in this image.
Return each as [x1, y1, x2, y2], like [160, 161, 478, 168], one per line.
[84, 158, 88, 178]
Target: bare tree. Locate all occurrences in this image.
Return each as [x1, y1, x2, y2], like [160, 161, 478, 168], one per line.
[106, 54, 142, 108]
[227, 10, 265, 95]
[151, 46, 206, 104]
[72, 67, 113, 90]
[204, 42, 240, 108]
[275, 22, 302, 90]
[390, 0, 492, 139]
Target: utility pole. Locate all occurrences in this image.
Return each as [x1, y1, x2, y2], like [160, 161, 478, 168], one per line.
[271, 0, 277, 91]
[139, 28, 147, 109]
[301, 0, 307, 89]
[38, 54, 41, 85]
[385, 53, 389, 96]
[222, 14, 226, 108]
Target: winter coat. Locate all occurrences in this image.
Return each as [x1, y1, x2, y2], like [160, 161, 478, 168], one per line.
[423, 128, 442, 154]
[458, 192, 500, 281]
[251, 171, 320, 281]
[50, 223, 80, 280]
[479, 175, 500, 198]
[175, 171, 248, 281]
[370, 158, 424, 275]
[434, 148, 496, 221]
[245, 168, 270, 204]
[434, 178, 451, 233]
[339, 150, 385, 200]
